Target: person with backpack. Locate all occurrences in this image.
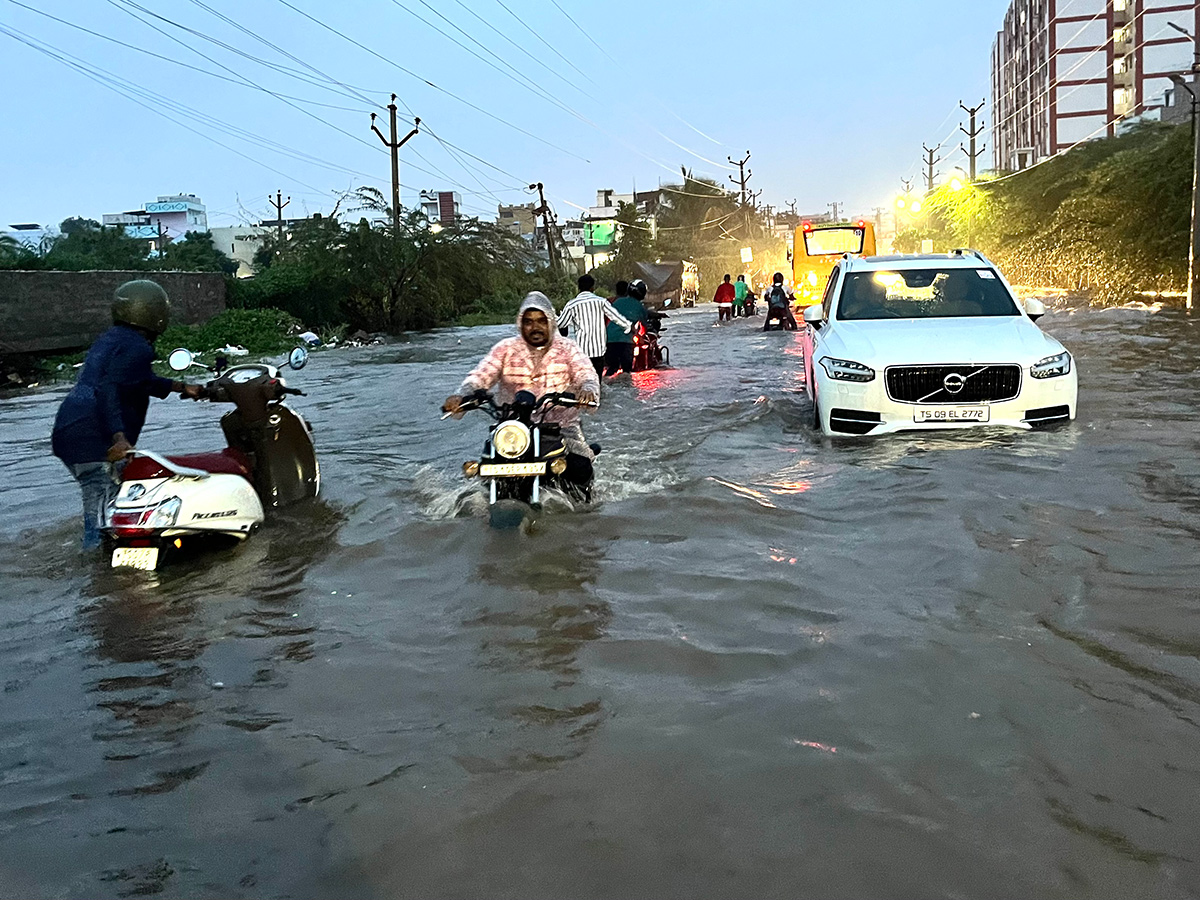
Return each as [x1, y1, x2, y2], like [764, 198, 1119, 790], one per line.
[763, 272, 798, 331]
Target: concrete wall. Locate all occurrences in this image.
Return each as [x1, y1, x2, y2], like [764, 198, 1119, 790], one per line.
[0, 270, 226, 355]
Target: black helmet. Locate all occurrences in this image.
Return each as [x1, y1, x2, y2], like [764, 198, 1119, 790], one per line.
[112, 280, 170, 337]
[772, 272, 784, 285]
[628, 278, 647, 301]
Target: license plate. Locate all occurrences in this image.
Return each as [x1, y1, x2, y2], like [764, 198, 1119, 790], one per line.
[111, 546, 160, 570]
[913, 406, 990, 423]
[479, 461, 546, 477]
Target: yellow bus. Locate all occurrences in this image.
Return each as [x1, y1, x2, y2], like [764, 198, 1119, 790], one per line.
[791, 220, 876, 307]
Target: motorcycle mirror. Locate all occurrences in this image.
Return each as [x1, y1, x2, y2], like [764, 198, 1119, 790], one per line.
[288, 346, 309, 370]
[663, 297, 672, 307]
[167, 348, 194, 371]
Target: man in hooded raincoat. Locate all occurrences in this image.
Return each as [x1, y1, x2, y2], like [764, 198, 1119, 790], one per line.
[442, 292, 600, 485]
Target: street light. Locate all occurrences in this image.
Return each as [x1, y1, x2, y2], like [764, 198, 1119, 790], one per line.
[1169, 21, 1200, 310]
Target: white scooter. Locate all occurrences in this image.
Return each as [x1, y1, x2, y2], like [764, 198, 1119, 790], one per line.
[105, 346, 319, 570]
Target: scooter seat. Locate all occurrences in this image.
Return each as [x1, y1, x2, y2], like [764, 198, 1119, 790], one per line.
[124, 448, 253, 481]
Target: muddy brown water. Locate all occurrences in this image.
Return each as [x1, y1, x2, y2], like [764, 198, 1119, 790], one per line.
[2, 301, 1199, 899]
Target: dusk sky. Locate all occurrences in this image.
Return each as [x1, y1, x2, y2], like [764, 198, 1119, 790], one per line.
[0, 0, 1009, 229]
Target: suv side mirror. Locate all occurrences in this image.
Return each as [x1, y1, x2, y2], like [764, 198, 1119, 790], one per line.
[1024, 298, 1045, 322]
[802, 305, 824, 326]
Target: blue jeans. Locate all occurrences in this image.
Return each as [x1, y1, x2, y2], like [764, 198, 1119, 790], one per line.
[67, 461, 117, 550]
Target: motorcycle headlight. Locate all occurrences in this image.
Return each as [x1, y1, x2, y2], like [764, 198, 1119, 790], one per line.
[819, 356, 876, 383]
[492, 421, 531, 459]
[1030, 351, 1071, 379]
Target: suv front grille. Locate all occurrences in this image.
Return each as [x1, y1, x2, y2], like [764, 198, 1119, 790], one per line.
[886, 365, 1021, 403]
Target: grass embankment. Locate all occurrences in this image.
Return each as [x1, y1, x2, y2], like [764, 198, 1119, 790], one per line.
[897, 122, 1190, 303]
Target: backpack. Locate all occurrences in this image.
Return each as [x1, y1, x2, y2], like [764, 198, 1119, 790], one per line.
[769, 285, 788, 307]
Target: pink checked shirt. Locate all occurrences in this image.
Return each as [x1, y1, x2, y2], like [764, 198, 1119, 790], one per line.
[460, 335, 600, 455]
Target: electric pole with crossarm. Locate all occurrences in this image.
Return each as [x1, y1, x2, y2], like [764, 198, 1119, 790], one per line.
[371, 94, 419, 232]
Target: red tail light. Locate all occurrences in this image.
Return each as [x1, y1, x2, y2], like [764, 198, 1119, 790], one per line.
[802, 221, 812, 231]
[857, 219, 865, 228]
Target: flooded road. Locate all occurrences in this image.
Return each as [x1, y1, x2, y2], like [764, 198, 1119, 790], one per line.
[2, 300, 1199, 899]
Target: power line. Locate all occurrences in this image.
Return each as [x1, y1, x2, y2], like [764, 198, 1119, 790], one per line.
[271, 0, 590, 163]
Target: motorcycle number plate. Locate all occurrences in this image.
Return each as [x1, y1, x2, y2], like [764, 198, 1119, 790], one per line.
[479, 462, 546, 477]
[111, 546, 160, 570]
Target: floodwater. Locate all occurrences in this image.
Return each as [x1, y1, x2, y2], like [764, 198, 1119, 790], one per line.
[2, 300, 1199, 899]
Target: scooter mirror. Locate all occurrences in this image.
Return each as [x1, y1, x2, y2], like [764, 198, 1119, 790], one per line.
[168, 348, 194, 371]
[663, 297, 672, 307]
[288, 346, 309, 370]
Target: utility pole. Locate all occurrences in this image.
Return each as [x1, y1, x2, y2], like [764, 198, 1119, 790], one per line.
[922, 143, 943, 192]
[728, 150, 751, 206]
[828, 201, 842, 221]
[370, 94, 419, 231]
[269, 190, 290, 241]
[958, 99, 987, 181]
[529, 182, 559, 275]
[1170, 22, 1200, 310]
[787, 198, 798, 216]
[153, 218, 167, 256]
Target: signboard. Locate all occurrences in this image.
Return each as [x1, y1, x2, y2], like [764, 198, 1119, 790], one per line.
[740, 247, 753, 263]
[146, 201, 192, 213]
[584, 221, 617, 247]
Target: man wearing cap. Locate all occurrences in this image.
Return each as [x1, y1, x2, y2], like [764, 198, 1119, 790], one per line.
[51, 279, 203, 550]
[442, 291, 600, 487]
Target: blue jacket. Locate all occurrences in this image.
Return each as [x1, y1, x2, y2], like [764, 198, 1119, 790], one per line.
[51, 325, 176, 465]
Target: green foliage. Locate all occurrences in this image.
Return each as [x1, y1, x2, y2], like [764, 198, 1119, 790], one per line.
[155, 307, 300, 358]
[0, 234, 38, 269]
[899, 122, 1191, 302]
[39, 218, 152, 271]
[156, 231, 239, 275]
[240, 188, 555, 333]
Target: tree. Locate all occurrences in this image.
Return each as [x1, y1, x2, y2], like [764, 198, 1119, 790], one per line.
[41, 218, 150, 271]
[156, 230, 239, 275]
[609, 201, 654, 280]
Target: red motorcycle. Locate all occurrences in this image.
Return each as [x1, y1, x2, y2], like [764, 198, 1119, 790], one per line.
[632, 313, 669, 370]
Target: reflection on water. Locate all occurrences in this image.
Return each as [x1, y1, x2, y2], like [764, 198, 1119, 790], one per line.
[3, 303, 1200, 897]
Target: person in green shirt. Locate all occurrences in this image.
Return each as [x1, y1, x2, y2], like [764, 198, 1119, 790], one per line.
[604, 279, 649, 375]
[734, 274, 752, 316]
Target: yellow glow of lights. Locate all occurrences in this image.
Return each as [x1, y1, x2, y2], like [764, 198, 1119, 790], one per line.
[873, 272, 903, 287]
[895, 197, 907, 210]
[910, 199, 923, 213]
[807, 271, 820, 285]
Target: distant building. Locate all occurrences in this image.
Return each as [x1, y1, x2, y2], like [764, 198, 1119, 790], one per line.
[103, 193, 208, 246]
[419, 190, 461, 225]
[992, 0, 1200, 171]
[1, 222, 54, 252]
[208, 225, 271, 278]
[498, 202, 537, 236]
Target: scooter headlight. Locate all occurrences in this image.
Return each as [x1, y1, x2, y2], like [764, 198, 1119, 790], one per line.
[493, 421, 531, 459]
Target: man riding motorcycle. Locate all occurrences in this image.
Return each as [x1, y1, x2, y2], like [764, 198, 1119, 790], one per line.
[763, 272, 798, 331]
[443, 292, 600, 487]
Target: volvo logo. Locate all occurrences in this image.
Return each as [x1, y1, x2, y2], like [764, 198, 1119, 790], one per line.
[943, 372, 966, 394]
[127, 483, 146, 500]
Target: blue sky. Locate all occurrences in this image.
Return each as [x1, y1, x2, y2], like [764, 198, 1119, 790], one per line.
[0, 0, 1010, 230]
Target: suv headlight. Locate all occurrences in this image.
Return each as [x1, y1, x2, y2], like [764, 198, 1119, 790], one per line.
[819, 357, 875, 383]
[1030, 351, 1071, 379]
[492, 421, 531, 459]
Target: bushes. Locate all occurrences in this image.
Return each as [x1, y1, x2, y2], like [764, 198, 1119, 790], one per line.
[156, 308, 300, 358]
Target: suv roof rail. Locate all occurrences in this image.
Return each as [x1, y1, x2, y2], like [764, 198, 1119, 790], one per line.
[949, 247, 996, 267]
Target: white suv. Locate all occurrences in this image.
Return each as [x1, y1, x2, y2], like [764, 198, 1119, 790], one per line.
[801, 251, 1077, 436]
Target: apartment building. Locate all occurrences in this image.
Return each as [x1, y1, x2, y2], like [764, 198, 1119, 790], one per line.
[992, 0, 1200, 171]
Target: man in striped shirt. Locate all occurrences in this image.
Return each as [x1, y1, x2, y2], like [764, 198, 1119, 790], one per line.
[558, 273, 632, 376]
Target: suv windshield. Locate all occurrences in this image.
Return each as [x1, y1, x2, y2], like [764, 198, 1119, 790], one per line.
[836, 268, 1020, 320]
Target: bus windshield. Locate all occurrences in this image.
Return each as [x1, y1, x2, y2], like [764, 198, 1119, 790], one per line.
[803, 227, 865, 257]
